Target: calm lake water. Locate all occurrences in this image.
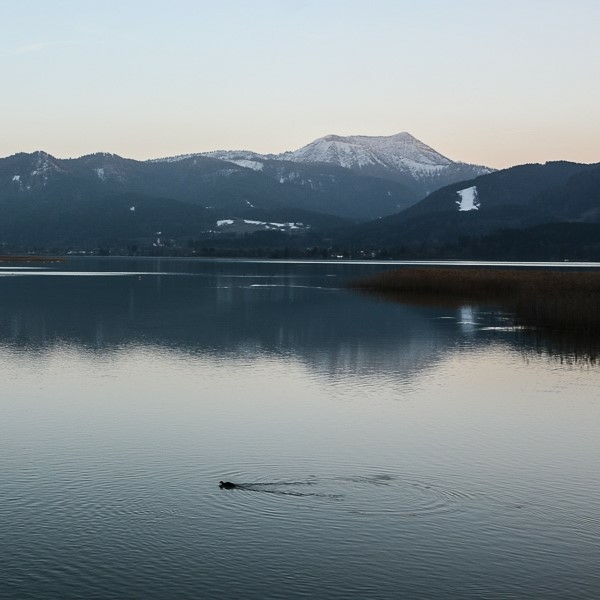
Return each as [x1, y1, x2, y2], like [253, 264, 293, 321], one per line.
[1, 258, 599, 599]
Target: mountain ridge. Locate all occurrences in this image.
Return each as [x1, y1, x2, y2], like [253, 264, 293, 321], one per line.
[3, 138, 597, 259]
[5, 132, 492, 201]
[0, 149, 416, 221]
[152, 132, 493, 197]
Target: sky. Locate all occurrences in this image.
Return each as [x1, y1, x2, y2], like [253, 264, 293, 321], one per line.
[2, 0, 599, 168]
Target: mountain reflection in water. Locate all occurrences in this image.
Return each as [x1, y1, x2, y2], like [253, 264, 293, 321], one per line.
[0, 261, 450, 377]
[1, 257, 590, 372]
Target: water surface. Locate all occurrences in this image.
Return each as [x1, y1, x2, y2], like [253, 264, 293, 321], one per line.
[0, 258, 598, 599]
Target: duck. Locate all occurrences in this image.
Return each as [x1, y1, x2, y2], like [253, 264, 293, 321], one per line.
[219, 481, 237, 489]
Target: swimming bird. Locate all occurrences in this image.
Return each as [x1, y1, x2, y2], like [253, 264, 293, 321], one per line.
[219, 481, 237, 489]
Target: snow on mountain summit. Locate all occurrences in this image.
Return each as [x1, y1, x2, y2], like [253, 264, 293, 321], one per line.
[280, 132, 454, 177]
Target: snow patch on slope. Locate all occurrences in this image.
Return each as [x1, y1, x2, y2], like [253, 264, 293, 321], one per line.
[149, 153, 201, 163]
[456, 186, 480, 211]
[216, 218, 307, 231]
[151, 150, 266, 165]
[203, 150, 265, 162]
[227, 159, 263, 171]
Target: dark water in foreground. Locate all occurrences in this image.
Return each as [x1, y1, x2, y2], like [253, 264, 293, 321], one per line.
[0, 258, 599, 599]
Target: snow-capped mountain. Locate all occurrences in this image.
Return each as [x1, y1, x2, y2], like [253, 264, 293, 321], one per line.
[277, 132, 492, 196]
[281, 132, 451, 173]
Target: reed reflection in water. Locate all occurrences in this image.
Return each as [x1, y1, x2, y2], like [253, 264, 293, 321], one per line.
[351, 266, 600, 364]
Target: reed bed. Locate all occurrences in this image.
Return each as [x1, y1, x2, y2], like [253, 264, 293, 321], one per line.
[0, 255, 66, 263]
[350, 267, 600, 336]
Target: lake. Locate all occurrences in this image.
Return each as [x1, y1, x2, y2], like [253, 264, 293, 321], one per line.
[1, 257, 599, 599]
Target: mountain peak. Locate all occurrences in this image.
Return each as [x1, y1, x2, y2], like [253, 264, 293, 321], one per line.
[282, 132, 454, 174]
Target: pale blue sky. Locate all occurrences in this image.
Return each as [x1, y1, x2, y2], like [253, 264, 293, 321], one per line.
[2, 0, 599, 168]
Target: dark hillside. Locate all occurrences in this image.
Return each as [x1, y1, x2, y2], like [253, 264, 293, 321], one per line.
[339, 161, 600, 247]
